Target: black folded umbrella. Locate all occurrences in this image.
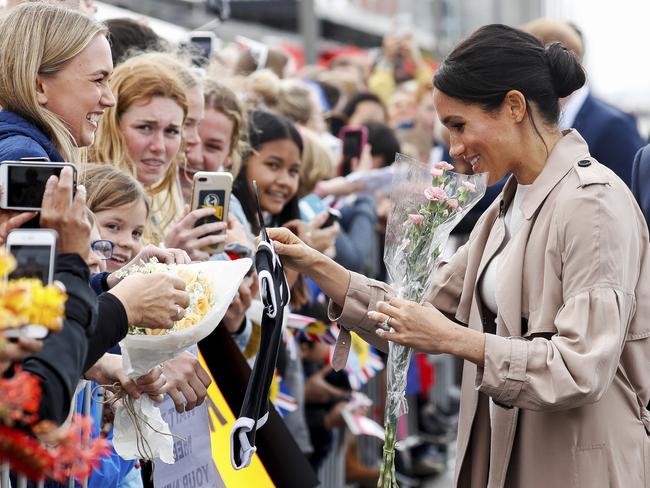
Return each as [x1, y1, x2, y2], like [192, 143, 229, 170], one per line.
[231, 181, 290, 470]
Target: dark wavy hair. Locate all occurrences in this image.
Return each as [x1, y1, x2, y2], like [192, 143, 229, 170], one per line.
[433, 24, 585, 133]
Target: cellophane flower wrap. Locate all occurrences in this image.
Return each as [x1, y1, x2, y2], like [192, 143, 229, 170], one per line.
[378, 154, 487, 487]
[111, 258, 252, 464]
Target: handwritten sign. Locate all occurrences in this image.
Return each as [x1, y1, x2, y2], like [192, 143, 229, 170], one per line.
[154, 348, 223, 488]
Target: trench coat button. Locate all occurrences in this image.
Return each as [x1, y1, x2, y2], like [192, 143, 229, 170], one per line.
[578, 159, 591, 167]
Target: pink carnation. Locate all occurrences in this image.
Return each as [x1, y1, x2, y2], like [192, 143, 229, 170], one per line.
[446, 198, 460, 211]
[462, 181, 476, 192]
[433, 161, 454, 171]
[430, 167, 443, 177]
[424, 186, 447, 201]
[406, 213, 425, 226]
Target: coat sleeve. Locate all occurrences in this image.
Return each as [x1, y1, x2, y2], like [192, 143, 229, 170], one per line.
[327, 271, 393, 353]
[476, 183, 641, 411]
[21, 254, 97, 425]
[83, 292, 129, 372]
[327, 221, 476, 352]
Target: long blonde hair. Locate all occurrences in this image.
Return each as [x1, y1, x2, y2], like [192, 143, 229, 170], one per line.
[0, 2, 107, 162]
[90, 53, 188, 239]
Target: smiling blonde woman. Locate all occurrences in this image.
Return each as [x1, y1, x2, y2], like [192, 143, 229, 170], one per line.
[0, 2, 114, 162]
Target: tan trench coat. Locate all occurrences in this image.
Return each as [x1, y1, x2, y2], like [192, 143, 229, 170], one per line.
[328, 131, 650, 487]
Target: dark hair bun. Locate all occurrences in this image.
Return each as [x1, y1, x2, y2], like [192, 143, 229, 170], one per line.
[545, 42, 586, 98]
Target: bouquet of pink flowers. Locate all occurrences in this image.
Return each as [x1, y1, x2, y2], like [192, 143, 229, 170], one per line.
[379, 154, 487, 487]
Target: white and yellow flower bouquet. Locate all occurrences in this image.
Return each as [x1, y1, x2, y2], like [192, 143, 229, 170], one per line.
[112, 258, 252, 464]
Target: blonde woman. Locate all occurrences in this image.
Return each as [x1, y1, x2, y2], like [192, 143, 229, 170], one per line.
[0, 2, 114, 162]
[142, 52, 206, 192]
[90, 53, 226, 257]
[0, 2, 113, 424]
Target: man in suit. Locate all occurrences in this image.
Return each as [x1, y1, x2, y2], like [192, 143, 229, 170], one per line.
[523, 19, 644, 187]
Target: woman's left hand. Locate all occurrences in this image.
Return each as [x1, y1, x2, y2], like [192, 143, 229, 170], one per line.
[367, 297, 454, 354]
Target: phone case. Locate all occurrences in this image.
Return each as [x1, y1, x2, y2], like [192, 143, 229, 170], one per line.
[6, 228, 58, 284]
[191, 172, 233, 255]
[339, 126, 368, 160]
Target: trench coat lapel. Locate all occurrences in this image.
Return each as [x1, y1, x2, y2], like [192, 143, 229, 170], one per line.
[492, 130, 589, 337]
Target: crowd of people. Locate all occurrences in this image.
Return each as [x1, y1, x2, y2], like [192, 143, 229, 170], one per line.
[0, 1, 649, 487]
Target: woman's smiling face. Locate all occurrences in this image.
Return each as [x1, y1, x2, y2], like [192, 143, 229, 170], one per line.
[433, 88, 516, 185]
[36, 34, 115, 147]
[246, 138, 301, 215]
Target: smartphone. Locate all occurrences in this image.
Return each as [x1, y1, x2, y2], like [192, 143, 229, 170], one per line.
[6, 229, 58, 284]
[5, 229, 58, 338]
[0, 161, 77, 211]
[189, 31, 218, 66]
[321, 208, 342, 228]
[299, 194, 327, 222]
[191, 171, 233, 254]
[339, 126, 368, 160]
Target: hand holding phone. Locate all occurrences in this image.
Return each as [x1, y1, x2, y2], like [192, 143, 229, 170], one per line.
[164, 207, 228, 261]
[0, 161, 77, 211]
[39, 166, 90, 257]
[321, 208, 342, 228]
[191, 171, 232, 255]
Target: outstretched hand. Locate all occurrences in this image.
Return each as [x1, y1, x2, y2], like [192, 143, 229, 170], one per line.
[264, 227, 320, 270]
[0, 335, 43, 374]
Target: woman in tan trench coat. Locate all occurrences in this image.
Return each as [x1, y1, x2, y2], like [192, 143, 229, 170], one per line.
[267, 24, 650, 487]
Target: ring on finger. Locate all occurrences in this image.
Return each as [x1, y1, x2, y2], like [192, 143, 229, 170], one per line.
[174, 305, 183, 321]
[378, 316, 392, 331]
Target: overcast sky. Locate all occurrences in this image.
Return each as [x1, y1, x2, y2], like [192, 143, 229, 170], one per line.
[544, 0, 650, 113]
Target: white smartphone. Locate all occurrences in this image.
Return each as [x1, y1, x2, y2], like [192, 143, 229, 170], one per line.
[6, 228, 58, 284]
[191, 171, 233, 255]
[0, 161, 77, 211]
[5, 229, 58, 339]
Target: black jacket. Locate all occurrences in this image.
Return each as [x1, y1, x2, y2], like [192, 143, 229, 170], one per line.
[83, 292, 129, 371]
[21, 254, 97, 425]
